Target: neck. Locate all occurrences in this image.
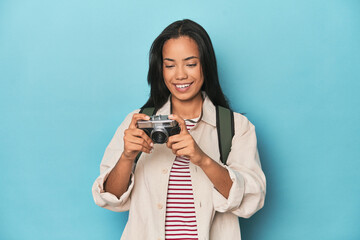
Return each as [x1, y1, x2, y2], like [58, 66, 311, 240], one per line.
[171, 93, 203, 119]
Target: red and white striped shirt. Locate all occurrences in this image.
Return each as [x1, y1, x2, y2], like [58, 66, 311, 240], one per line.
[165, 120, 198, 240]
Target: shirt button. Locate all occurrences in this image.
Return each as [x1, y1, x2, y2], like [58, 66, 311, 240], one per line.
[157, 203, 163, 209]
[162, 169, 168, 174]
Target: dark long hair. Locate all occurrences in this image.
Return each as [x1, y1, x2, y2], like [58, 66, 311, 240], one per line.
[142, 19, 230, 110]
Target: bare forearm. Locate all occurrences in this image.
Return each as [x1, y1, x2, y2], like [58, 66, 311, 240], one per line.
[104, 153, 134, 199]
[198, 156, 233, 199]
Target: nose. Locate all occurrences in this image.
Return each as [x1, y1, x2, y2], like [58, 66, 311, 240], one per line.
[175, 66, 187, 80]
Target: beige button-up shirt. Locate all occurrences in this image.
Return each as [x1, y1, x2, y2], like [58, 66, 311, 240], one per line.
[92, 93, 266, 240]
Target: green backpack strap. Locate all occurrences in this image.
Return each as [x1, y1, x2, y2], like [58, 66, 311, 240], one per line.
[139, 107, 155, 118]
[216, 105, 235, 165]
[135, 107, 156, 164]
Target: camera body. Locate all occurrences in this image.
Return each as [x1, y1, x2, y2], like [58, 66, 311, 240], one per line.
[137, 115, 181, 144]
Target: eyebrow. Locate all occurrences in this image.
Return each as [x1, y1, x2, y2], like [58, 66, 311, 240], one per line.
[163, 56, 198, 62]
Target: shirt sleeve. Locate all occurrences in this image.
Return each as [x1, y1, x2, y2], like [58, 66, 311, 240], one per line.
[212, 113, 266, 218]
[91, 110, 139, 212]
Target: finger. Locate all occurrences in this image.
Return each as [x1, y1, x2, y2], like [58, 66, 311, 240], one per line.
[126, 142, 152, 154]
[168, 114, 188, 133]
[174, 149, 189, 158]
[167, 134, 183, 149]
[168, 133, 191, 145]
[171, 141, 188, 152]
[127, 135, 152, 151]
[166, 139, 172, 149]
[129, 113, 150, 129]
[124, 129, 153, 153]
[128, 128, 154, 147]
[125, 139, 152, 154]
[171, 144, 186, 155]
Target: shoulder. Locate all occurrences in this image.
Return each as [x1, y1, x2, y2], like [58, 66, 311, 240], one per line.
[115, 109, 141, 131]
[232, 111, 255, 136]
[123, 109, 141, 121]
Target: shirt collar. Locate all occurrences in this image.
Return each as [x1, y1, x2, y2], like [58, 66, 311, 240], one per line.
[156, 91, 216, 127]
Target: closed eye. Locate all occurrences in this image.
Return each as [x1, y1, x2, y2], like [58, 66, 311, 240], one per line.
[187, 63, 197, 67]
[165, 65, 175, 68]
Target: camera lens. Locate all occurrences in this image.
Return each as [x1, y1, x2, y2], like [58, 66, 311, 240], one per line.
[151, 125, 169, 144]
[151, 130, 168, 144]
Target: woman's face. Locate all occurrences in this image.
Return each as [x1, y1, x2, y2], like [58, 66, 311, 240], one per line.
[162, 36, 204, 103]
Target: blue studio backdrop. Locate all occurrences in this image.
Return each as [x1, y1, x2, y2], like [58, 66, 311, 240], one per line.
[1, 0, 359, 239]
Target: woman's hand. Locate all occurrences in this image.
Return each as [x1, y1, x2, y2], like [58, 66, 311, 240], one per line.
[122, 113, 154, 162]
[167, 114, 209, 166]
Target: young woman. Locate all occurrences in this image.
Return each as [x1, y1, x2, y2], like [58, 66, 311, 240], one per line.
[92, 19, 266, 240]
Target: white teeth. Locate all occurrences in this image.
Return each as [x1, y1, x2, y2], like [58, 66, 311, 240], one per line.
[176, 84, 191, 89]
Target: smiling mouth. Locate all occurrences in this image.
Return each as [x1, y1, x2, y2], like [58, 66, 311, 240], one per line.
[174, 82, 193, 89]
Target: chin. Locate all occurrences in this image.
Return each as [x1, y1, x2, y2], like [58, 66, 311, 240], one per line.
[172, 91, 201, 102]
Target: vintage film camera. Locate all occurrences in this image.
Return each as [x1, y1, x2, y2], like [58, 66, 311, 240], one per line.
[137, 115, 181, 144]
